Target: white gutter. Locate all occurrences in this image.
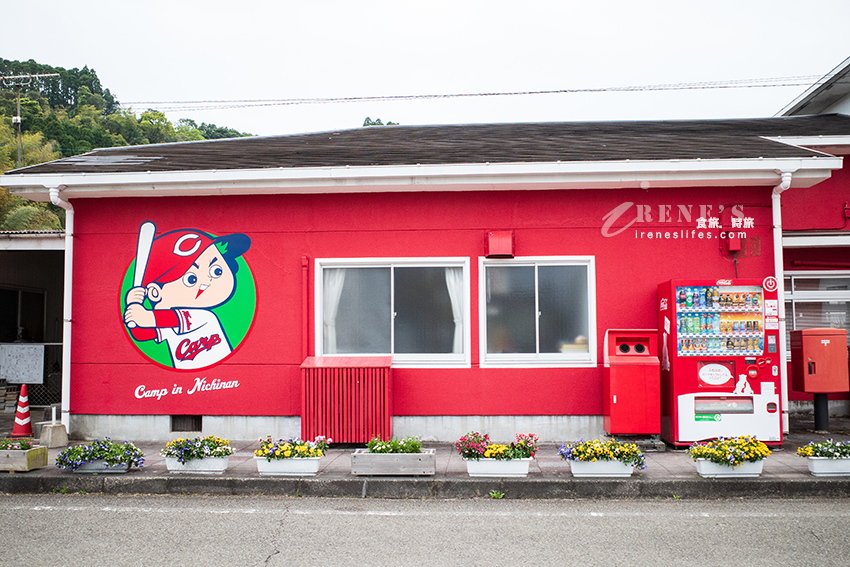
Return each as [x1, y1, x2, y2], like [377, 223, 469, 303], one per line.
[48, 186, 73, 432]
[2, 156, 842, 200]
[772, 172, 792, 434]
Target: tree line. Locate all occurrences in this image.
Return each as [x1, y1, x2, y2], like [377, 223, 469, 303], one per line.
[0, 58, 253, 230]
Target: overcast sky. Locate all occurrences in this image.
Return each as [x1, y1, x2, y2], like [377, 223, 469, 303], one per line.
[5, 0, 850, 137]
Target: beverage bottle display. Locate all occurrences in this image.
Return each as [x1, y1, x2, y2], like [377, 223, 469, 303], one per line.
[713, 313, 720, 332]
[679, 288, 686, 306]
[699, 288, 706, 308]
[685, 288, 693, 307]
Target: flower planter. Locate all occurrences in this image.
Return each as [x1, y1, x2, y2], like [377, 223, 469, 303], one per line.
[806, 457, 850, 477]
[569, 459, 636, 478]
[0, 445, 48, 472]
[464, 457, 532, 478]
[351, 448, 436, 476]
[165, 456, 229, 474]
[254, 456, 321, 476]
[72, 460, 130, 474]
[695, 458, 764, 478]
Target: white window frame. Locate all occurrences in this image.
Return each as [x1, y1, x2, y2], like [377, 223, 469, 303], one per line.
[315, 257, 471, 368]
[479, 255, 597, 368]
[784, 270, 850, 360]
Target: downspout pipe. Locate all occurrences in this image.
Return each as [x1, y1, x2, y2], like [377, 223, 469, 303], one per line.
[49, 186, 73, 432]
[772, 172, 792, 434]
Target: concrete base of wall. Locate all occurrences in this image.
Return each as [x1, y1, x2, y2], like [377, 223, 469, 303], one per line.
[69, 414, 604, 443]
[65, 403, 850, 442]
[788, 399, 850, 417]
[70, 414, 301, 442]
[393, 415, 605, 443]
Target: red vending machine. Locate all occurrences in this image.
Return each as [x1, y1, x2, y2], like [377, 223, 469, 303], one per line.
[658, 277, 782, 447]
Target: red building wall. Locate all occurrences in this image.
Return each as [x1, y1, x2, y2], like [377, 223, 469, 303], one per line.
[68, 185, 777, 417]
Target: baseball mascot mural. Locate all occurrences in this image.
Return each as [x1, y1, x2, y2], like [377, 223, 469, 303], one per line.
[123, 221, 253, 370]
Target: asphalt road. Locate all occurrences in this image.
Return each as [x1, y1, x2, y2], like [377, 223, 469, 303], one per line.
[4, 494, 849, 566]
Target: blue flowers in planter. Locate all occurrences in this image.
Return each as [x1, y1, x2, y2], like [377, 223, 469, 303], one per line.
[55, 438, 145, 471]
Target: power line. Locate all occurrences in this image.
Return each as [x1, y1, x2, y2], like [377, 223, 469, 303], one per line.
[122, 75, 827, 112]
[2, 73, 60, 168]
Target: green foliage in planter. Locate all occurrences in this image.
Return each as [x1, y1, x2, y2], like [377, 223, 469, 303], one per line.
[161, 435, 234, 464]
[366, 435, 422, 454]
[797, 439, 850, 459]
[0, 438, 34, 450]
[55, 438, 145, 471]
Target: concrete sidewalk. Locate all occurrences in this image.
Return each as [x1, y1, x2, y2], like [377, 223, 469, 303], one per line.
[3, 412, 850, 499]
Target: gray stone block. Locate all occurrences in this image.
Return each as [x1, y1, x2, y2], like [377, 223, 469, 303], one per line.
[39, 423, 68, 448]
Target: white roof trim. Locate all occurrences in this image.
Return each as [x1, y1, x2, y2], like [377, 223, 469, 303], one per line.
[2, 156, 842, 201]
[0, 232, 65, 250]
[783, 233, 850, 248]
[765, 135, 850, 148]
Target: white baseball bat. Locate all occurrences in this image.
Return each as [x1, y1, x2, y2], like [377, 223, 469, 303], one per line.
[127, 221, 157, 328]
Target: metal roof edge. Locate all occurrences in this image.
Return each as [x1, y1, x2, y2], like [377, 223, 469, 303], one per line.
[777, 56, 850, 117]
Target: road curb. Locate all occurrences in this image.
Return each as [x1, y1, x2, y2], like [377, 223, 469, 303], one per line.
[4, 473, 850, 499]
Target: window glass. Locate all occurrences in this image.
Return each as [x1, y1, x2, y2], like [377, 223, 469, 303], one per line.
[320, 261, 467, 362]
[394, 267, 455, 354]
[486, 265, 535, 353]
[538, 265, 589, 353]
[483, 259, 594, 363]
[793, 277, 850, 292]
[332, 267, 391, 354]
[793, 301, 850, 329]
[786, 273, 850, 349]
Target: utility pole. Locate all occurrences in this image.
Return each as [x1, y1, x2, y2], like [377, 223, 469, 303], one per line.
[1, 73, 59, 168]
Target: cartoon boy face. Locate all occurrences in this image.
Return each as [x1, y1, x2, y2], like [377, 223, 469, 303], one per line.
[152, 243, 236, 310]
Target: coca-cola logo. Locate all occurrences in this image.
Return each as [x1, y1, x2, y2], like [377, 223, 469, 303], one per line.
[716, 279, 732, 286]
[660, 298, 668, 311]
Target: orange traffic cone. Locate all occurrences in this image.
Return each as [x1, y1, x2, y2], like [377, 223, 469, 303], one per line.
[10, 384, 33, 438]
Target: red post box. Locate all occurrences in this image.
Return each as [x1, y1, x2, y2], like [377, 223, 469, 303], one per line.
[603, 329, 660, 435]
[791, 328, 849, 431]
[791, 329, 849, 394]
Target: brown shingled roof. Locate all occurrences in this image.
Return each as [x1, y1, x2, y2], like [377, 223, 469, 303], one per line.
[6, 115, 850, 176]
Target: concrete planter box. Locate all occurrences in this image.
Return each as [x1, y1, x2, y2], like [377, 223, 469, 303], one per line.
[72, 460, 130, 474]
[165, 456, 229, 474]
[807, 457, 850, 477]
[351, 448, 436, 476]
[695, 458, 764, 478]
[255, 456, 321, 476]
[569, 459, 636, 478]
[0, 445, 48, 472]
[463, 457, 532, 478]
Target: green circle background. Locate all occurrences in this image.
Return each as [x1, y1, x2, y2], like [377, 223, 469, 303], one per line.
[120, 255, 257, 369]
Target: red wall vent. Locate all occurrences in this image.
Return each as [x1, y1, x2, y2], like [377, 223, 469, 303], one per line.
[301, 357, 393, 443]
[486, 230, 514, 257]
